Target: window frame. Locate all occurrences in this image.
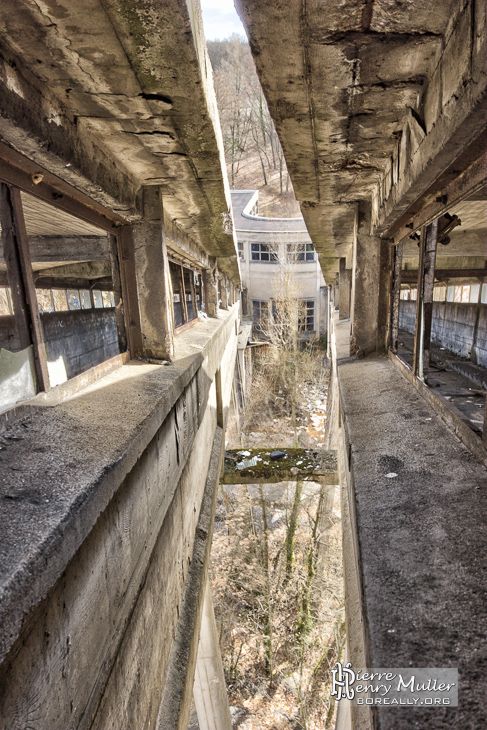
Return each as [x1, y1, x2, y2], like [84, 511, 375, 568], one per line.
[251, 243, 278, 262]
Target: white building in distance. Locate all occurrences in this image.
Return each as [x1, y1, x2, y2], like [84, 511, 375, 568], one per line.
[231, 190, 328, 338]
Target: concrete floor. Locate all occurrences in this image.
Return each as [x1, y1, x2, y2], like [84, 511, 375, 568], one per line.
[397, 330, 486, 437]
[335, 317, 487, 728]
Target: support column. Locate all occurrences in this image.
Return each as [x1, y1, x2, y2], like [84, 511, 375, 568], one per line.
[132, 186, 173, 360]
[390, 241, 403, 353]
[413, 220, 438, 380]
[338, 258, 350, 320]
[326, 284, 333, 359]
[351, 201, 388, 356]
[193, 579, 232, 730]
[221, 277, 229, 309]
[206, 265, 219, 318]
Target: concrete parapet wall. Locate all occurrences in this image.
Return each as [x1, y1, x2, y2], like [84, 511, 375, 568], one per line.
[399, 300, 487, 366]
[0, 305, 239, 730]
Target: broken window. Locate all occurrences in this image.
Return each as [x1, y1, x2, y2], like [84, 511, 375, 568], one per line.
[286, 242, 315, 262]
[251, 243, 278, 262]
[169, 259, 203, 330]
[252, 299, 268, 325]
[299, 300, 315, 332]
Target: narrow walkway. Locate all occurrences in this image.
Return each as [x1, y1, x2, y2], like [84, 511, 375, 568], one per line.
[336, 336, 487, 728]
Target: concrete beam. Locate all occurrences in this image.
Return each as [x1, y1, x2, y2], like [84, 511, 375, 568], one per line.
[193, 579, 232, 730]
[0, 0, 240, 284]
[222, 448, 338, 485]
[32, 260, 111, 281]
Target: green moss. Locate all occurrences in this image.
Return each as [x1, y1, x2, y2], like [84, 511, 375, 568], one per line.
[115, 0, 159, 88]
[224, 447, 333, 482]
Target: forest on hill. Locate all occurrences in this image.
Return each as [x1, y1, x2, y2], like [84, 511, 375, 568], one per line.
[208, 35, 301, 217]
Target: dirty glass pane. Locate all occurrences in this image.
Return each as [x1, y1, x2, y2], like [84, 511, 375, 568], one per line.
[93, 290, 103, 308]
[52, 289, 69, 311]
[67, 290, 81, 310]
[0, 287, 13, 315]
[101, 291, 111, 308]
[37, 289, 53, 313]
[80, 290, 91, 309]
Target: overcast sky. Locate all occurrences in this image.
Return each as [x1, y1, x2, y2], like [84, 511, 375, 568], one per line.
[200, 0, 247, 40]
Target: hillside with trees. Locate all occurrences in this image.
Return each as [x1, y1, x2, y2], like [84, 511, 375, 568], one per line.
[208, 36, 301, 217]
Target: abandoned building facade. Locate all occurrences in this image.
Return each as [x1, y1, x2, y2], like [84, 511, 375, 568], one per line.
[231, 189, 328, 337]
[0, 1, 486, 730]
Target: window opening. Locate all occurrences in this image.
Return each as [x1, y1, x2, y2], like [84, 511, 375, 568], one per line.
[251, 243, 278, 262]
[287, 242, 315, 262]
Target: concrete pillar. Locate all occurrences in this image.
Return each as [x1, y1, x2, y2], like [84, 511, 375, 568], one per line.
[339, 258, 350, 320]
[206, 266, 219, 318]
[193, 580, 232, 730]
[350, 201, 388, 357]
[221, 277, 229, 309]
[132, 186, 174, 359]
[326, 285, 332, 358]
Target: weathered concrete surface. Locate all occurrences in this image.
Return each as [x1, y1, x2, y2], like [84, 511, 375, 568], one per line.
[350, 202, 386, 356]
[0, 304, 239, 729]
[133, 186, 174, 360]
[0, 0, 239, 283]
[193, 580, 233, 730]
[336, 353, 487, 729]
[156, 427, 225, 730]
[236, 0, 486, 284]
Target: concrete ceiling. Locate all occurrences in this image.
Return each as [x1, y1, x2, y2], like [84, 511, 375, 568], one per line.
[0, 0, 239, 283]
[235, 0, 458, 280]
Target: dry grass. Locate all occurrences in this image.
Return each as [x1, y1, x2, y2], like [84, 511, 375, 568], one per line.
[211, 351, 344, 730]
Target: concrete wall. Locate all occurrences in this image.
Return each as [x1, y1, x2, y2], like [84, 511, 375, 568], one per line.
[399, 300, 487, 366]
[0, 305, 239, 730]
[41, 309, 119, 379]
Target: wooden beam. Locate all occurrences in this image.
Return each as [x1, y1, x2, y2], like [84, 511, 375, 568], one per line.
[32, 276, 113, 290]
[0, 183, 32, 349]
[401, 267, 487, 283]
[27, 235, 109, 262]
[7, 187, 50, 391]
[118, 225, 143, 358]
[422, 220, 439, 382]
[0, 142, 127, 233]
[413, 226, 426, 377]
[179, 264, 189, 324]
[0, 236, 109, 264]
[386, 139, 487, 242]
[108, 233, 128, 355]
[390, 241, 403, 353]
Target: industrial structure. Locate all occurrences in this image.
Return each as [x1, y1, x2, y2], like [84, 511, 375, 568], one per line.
[0, 1, 486, 729]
